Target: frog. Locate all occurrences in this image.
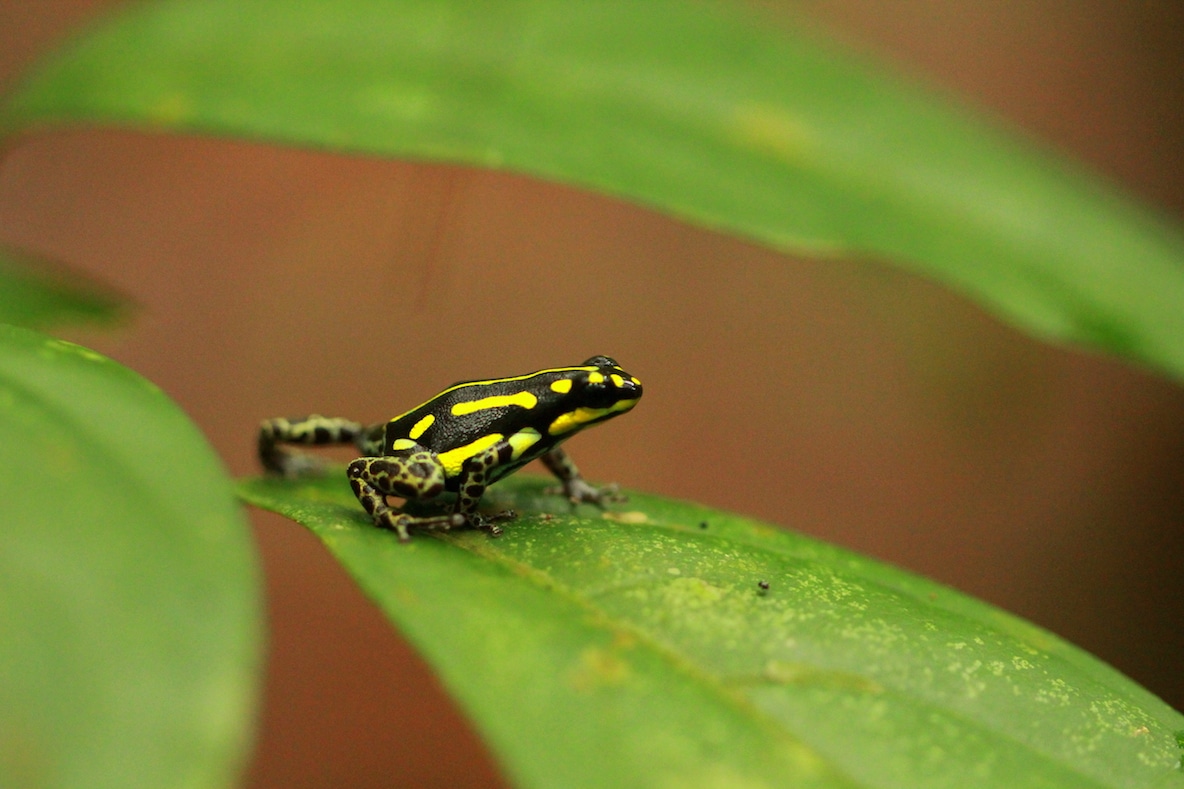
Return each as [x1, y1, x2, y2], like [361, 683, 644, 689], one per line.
[258, 355, 643, 541]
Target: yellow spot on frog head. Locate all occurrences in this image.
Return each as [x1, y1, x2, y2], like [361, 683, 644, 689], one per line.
[451, 391, 538, 416]
[587, 371, 605, 384]
[630, 376, 641, 386]
[610, 374, 624, 388]
[550, 378, 573, 394]
[409, 413, 435, 440]
[392, 438, 418, 451]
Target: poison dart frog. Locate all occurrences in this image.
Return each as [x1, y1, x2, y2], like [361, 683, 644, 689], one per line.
[259, 356, 642, 541]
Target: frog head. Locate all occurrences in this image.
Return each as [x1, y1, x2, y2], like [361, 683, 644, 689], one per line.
[546, 356, 643, 436]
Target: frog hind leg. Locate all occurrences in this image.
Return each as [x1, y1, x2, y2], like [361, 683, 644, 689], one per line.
[259, 415, 366, 477]
[347, 451, 460, 542]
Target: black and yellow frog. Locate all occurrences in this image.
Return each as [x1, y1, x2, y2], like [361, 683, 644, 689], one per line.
[259, 356, 642, 541]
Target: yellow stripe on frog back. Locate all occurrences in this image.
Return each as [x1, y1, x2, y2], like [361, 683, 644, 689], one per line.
[451, 390, 538, 416]
[386, 365, 596, 426]
[436, 433, 505, 476]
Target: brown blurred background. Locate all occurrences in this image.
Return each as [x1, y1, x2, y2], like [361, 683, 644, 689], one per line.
[2, 1, 1182, 787]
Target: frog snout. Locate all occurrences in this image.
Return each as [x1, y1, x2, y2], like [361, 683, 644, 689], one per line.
[615, 375, 642, 401]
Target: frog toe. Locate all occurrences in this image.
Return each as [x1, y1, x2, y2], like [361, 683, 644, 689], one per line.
[552, 478, 624, 507]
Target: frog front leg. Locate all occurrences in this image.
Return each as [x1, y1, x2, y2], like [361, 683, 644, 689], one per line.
[347, 451, 461, 542]
[450, 441, 521, 537]
[541, 446, 624, 506]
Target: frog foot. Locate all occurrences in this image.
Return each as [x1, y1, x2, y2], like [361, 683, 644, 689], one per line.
[468, 509, 518, 537]
[269, 449, 329, 478]
[380, 511, 465, 542]
[547, 479, 625, 507]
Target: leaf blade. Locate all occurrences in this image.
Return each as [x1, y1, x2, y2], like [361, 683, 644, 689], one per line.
[0, 325, 261, 789]
[239, 472, 1184, 789]
[0, 245, 129, 329]
[3, 0, 1184, 381]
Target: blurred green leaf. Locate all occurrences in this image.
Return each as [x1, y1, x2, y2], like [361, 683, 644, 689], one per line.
[240, 472, 1184, 789]
[3, 0, 1184, 381]
[0, 324, 261, 789]
[0, 245, 128, 328]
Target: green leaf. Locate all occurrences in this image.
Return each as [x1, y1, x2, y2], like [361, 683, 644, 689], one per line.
[4, 2, 1184, 383]
[0, 245, 129, 329]
[0, 324, 261, 789]
[239, 471, 1184, 789]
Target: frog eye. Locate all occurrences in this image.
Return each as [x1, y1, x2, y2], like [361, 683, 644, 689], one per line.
[582, 355, 619, 369]
[581, 378, 620, 408]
